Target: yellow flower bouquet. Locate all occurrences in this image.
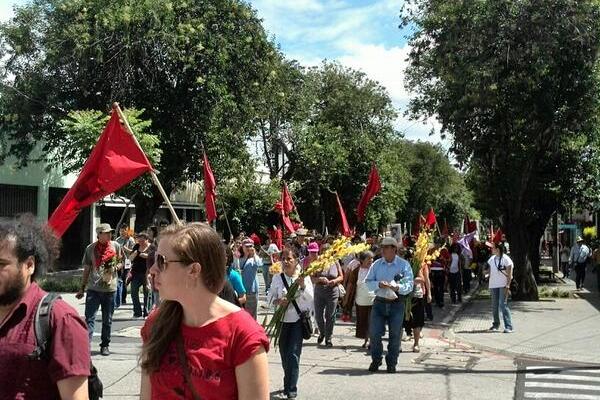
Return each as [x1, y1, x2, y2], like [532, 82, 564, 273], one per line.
[263, 237, 370, 346]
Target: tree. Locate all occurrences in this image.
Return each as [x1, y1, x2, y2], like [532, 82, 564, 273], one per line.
[399, 141, 477, 229]
[402, 0, 600, 299]
[254, 61, 411, 233]
[0, 0, 280, 228]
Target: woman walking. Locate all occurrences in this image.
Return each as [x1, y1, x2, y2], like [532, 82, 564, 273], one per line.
[488, 242, 514, 333]
[140, 223, 269, 400]
[129, 232, 151, 318]
[344, 251, 375, 348]
[312, 243, 344, 347]
[448, 244, 463, 304]
[269, 248, 314, 399]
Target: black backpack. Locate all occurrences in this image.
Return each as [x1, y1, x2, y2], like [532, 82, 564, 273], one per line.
[28, 292, 103, 400]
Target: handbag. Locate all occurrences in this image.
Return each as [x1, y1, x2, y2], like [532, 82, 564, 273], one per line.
[281, 273, 313, 340]
[337, 283, 346, 297]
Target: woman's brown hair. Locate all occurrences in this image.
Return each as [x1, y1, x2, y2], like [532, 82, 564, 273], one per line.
[140, 223, 226, 373]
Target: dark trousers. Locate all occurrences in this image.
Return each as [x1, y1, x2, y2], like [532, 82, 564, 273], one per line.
[425, 302, 433, 320]
[121, 268, 129, 303]
[575, 263, 587, 289]
[449, 272, 462, 303]
[462, 268, 472, 293]
[131, 274, 149, 317]
[113, 278, 123, 309]
[279, 320, 304, 397]
[431, 270, 445, 306]
[84, 289, 115, 348]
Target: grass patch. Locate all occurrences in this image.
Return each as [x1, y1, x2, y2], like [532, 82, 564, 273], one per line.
[38, 277, 81, 293]
[538, 285, 572, 299]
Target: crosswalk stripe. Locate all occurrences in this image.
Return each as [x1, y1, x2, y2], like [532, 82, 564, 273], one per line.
[525, 382, 600, 391]
[526, 366, 600, 375]
[526, 373, 600, 383]
[524, 392, 600, 399]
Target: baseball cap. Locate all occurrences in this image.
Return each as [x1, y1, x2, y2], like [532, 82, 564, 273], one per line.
[242, 238, 255, 247]
[307, 242, 319, 253]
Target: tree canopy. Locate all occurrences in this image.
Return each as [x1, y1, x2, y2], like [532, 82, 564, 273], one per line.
[402, 0, 600, 299]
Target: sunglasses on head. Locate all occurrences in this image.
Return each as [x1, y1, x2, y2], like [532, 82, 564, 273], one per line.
[155, 253, 187, 272]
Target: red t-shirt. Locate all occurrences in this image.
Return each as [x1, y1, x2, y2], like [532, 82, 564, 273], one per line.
[0, 283, 90, 400]
[141, 308, 269, 400]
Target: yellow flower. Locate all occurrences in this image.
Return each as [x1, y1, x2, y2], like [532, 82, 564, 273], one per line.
[269, 262, 282, 275]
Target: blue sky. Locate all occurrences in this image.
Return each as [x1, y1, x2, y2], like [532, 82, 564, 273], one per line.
[0, 0, 442, 142]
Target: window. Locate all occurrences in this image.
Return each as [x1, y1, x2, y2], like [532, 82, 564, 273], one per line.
[0, 184, 38, 217]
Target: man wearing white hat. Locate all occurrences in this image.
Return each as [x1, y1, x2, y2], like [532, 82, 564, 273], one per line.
[76, 223, 123, 356]
[570, 236, 591, 290]
[365, 237, 414, 373]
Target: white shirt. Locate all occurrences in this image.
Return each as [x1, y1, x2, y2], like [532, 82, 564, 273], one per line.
[355, 268, 375, 306]
[570, 244, 590, 264]
[488, 254, 513, 289]
[450, 253, 460, 273]
[268, 272, 314, 323]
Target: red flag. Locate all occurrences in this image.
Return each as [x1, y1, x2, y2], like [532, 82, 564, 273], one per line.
[356, 164, 382, 222]
[282, 183, 295, 214]
[425, 208, 437, 227]
[280, 183, 297, 233]
[493, 228, 503, 244]
[203, 152, 217, 223]
[336, 193, 351, 237]
[48, 112, 153, 236]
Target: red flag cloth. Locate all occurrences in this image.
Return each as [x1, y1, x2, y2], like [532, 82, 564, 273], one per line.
[267, 227, 283, 252]
[48, 111, 153, 237]
[356, 164, 382, 222]
[425, 208, 437, 227]
[468, 221, 478, 233]
[203, 152, 217, 223]
[336, 193, 351, 237]
[493, 228, 503, 244]
[282, 183, 296, 214]
[249, 233, 261, 246]
[282, 214, 296, 233]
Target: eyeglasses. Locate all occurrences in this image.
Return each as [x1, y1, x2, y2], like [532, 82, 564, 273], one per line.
[156, 254, 187, 272]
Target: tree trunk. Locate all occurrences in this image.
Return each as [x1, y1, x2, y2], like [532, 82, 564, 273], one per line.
[132, 192, 166, 231]
[505, 222, 539, 300]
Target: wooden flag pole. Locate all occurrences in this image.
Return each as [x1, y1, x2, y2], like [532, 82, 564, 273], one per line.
[113, 103, 182, 225]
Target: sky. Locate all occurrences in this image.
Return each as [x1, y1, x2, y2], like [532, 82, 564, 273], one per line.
[0, 0, 442, 143]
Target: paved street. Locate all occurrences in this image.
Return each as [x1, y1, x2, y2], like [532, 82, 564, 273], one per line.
[61, 269, 600, 400]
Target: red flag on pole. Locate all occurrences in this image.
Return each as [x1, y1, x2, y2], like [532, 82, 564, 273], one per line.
[280, 183, 296, 233]
[282, 183, 296, 214]
[356, 164, 382, 222]
[336, 193, 351, 237]
[493, 228, 503, 244]
[425, 208, 437, 227]
[48, 111, 153, 237]
[203, 152, 217, 223]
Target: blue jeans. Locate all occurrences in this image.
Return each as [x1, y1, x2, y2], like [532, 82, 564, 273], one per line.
[131, 274, 149, 317]
[262, 264, 272, 293]
[113, 278, 123, 309]
[490, 287, 513, 330]
[84, 289, 115, 348]
[370, 299, 405, 368]
[279, 320, 303, 397]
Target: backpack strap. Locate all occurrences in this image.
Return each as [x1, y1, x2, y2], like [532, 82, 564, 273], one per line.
[28, 292, 61, 361]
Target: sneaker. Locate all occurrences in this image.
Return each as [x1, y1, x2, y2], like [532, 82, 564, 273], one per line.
[368, 361, 381, 372]
[287, 393, 297, 399]
[503, 328, 514, 334]
[489, 326, 499, 332]
[413, 345, 420, 353]
[317, 335, 325, 345]
[100, 346, 110, 356]
[386, 365, 397, 373]
[325, 340, 333, 348]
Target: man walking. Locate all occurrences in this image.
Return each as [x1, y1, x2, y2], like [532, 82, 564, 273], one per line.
[570, 236, 591, 290]
[0, 215, 90, 399]
[76, 223, 123, 356]
[240, 238, 263, 319]
[115, 223, 134, 307]
[365, 237, 414, 373]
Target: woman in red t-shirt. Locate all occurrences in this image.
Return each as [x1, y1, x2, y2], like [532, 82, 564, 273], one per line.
[139, 223, 270, 400]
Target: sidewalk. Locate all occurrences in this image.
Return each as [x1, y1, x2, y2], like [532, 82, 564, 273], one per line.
[449, 267, 600, 364]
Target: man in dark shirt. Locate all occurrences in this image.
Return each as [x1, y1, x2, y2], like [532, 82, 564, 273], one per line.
[0, 214, 90, 399]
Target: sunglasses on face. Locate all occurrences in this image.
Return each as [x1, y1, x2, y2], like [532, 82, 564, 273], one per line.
[155, 253, 187, 272]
